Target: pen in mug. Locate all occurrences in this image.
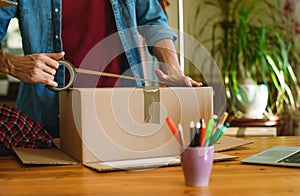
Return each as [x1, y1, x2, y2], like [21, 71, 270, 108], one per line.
[208, 122, 230, 146]
[204, 118, 215, 147]
[219, 112, 229, 125]
[198, 120, 203, 147]
[195, 122, 201, 147]
[208, 112, 228, 141]
[208, 111, 229, 146]
[178, 123, 185, 147]
[189, 121, 195, 147]
[200, 119, 206, 147]
[166, 117, 181, 145]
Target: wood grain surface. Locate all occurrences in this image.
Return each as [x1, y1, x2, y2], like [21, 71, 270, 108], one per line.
[0, 136, 299, 196]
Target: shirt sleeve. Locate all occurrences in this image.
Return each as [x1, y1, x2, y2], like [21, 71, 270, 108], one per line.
[0, 5, 17, 41]
[135, 0, 177, 47]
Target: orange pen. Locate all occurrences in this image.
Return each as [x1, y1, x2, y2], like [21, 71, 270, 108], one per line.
[166, 117, 181, 145]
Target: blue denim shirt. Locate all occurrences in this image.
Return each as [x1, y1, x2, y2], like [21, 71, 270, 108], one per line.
[0, 0, 176, 137]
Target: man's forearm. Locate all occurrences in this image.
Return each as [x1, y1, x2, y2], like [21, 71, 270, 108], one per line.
[152, 39, 182, 75]
[0, 50, 12, 74]
[152, 39, 201, 87]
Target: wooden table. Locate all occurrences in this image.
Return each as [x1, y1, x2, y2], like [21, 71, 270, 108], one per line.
[0, 136, 300, 195]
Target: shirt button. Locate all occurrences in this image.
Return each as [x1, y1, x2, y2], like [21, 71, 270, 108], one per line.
[55, 35, 59, 39]
[54, 8, 59, 12]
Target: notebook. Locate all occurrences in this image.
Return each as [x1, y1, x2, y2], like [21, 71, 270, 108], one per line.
[241, 146, 300, 167]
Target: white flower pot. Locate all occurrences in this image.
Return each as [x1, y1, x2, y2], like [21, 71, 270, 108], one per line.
[231, 84, 269, 119]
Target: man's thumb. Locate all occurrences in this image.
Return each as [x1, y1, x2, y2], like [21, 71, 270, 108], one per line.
[47, 51, 65, 60]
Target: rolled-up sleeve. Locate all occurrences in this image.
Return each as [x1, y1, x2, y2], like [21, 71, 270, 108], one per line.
[136, 0, 177, 47]
[0, 5, 16, 41]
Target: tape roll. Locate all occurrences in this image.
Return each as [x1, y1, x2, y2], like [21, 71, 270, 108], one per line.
[48, 60, 76, 91]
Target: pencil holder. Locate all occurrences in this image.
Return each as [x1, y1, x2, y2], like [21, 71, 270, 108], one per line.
[180, 146, 214, 187]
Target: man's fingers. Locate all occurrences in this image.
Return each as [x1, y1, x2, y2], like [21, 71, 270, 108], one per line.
[185, 77, 203, 87]
[155, 68, 202, 87]
[40, 59, 58, 76]
[155, 69, 167, 81]
[45, 51, 65, 62]
[34, 70, 58, 87]
[33, 52, 65, 76]
[44, 78, 58, 87]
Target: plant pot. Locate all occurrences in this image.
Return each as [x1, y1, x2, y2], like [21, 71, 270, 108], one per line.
[0, 79, 9, 96]
[230, 84, 268, 119]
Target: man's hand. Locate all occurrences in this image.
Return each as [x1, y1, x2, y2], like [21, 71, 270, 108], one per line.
[155, 68, 202, 87]
[0, 51, 65, 87]
[152, 39, 202, 87]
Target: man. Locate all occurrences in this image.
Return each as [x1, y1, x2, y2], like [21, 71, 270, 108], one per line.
[0, 0, 201, 137]
[158, 0, 170, 13]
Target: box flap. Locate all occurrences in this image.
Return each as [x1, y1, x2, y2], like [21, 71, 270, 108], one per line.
[83, 153, 239, 172]
[12, 136, 251, 167]
[13, 147, 78, 165]
[214, 135, 253, 152]
[0, 0, 17, 8]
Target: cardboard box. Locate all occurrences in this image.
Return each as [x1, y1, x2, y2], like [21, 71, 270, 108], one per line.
[12, 87, 254, 171]
[59, 87, 214, 164]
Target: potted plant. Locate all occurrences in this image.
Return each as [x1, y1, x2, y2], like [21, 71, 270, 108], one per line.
[190, 0, 300, 119]
[0, 73, 9, 96]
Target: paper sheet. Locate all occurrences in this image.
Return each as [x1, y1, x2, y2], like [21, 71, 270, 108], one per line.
[83, 153, 239, 172]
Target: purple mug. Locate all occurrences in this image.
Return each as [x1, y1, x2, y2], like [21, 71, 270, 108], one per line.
[180, 146, 214, 187]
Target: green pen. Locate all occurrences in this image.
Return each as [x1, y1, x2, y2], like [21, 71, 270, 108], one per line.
[208, 122, 230, 146]
[204, 118, 215, 146]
